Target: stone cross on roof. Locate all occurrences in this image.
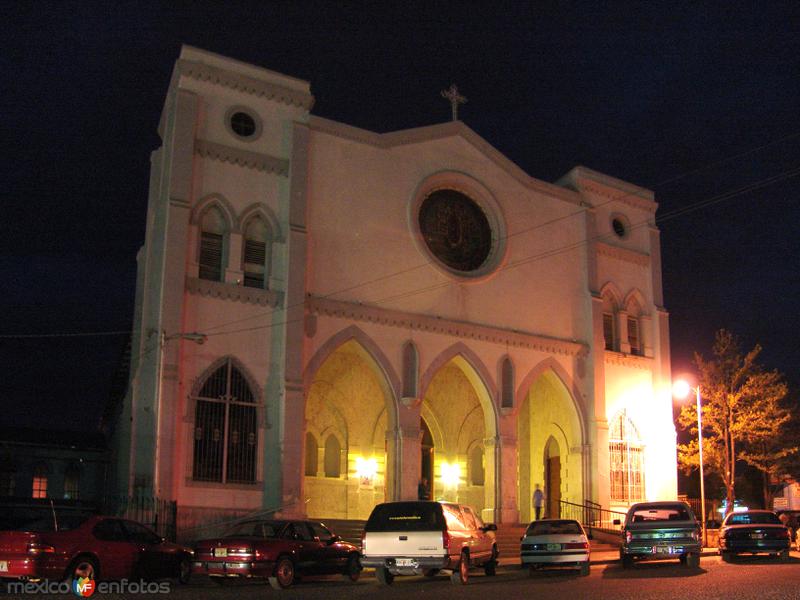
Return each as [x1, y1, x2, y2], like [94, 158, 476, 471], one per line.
[441, 84, 467, 121]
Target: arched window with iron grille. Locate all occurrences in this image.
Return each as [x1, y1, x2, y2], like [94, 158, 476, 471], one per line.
[609, 410, 645, 503]
[192, 358, 259, 484]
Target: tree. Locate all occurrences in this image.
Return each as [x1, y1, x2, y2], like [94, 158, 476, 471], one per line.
[677, 329, 792, 514]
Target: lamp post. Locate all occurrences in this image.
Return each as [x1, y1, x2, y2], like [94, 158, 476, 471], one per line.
[153, 331, 207, 496]
[673, 379, 706, 548]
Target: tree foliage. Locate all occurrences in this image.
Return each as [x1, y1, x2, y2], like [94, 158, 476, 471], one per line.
[677, 329, 793, 513]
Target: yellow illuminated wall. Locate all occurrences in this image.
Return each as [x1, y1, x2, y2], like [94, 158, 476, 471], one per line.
[304, 341, 390, 519]
[517, 370, 583, 523]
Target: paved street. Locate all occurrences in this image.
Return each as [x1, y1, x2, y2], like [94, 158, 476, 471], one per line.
[6, 553, 800, 599]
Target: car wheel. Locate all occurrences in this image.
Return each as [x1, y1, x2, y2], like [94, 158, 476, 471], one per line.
[580, 561, 590, 577]
[268, 556, 295, 589]
[720, 551, 731, 563]
[684, 552, 700, 568]
[779, 549, 790, 563]
[450, 551, 469, 585]
[177, 555, 191, 585]
[375, 567, 394, 586]
[343, 553, 361, 582]
[484, 560, 497, 576]
[528, 564, 538, 577]
[66, 556, 98, 582]
[621, 555, 633, 569]
[423, 569, 440, 577]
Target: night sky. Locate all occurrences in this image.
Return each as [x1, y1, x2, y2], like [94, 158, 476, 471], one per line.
[2, 2, 799, 433]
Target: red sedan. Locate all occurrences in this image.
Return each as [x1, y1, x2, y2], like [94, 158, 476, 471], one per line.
[193, 519, 361, 589]
[0, 514, 192, 583]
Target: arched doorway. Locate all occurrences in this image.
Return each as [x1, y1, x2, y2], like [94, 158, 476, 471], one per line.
[517, 369, 583, 524]
[544, 436, 561, 518]
[420, 354, 497, 519]
[420, 418, 434, 500]
[304, 339, 396, 520]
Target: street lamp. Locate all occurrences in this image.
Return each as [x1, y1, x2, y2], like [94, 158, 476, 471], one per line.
[153, 331, 208, 496]
[673, 379, 706, 548]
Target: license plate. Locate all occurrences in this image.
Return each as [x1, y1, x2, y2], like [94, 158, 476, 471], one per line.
[214, 548, 228, 558]
[654, 546, 673, 554]
[0, 561, 7, 572]
[547, 543, 562, 551]
[751, 532, 766, 539]
[396, 558, 415, 567]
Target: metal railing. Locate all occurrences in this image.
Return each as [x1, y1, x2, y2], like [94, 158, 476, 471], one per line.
[560, 499, 627, 532]
[104, 495, 177, 541]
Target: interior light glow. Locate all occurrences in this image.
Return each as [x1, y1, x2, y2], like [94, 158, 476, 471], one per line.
[355, 457, 378, 480]
[440, 462, 461, 488]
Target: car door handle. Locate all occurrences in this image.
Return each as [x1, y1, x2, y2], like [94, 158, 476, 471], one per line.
[399, 536, 408, 541]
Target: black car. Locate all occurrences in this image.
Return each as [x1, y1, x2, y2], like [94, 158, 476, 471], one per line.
[718, 510, 790, 562]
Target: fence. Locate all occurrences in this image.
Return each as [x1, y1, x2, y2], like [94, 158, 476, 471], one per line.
[560, 499, 627, 532]
[104, 495, 177, 541]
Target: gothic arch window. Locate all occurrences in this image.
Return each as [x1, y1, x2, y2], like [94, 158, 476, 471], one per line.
[305, 432, 319, 477]
[242, 215, 271, 289]
[63, 464, 80, 500]
[469, 444, 485, 486]
[601, 290, 619, 351]
[626, 298, 643, 356]
[609, 410, 645, 503]
[402, 341, 419, 399]
[32, 463, 48, 499]
[193, 358, 259, 484]
[323, 435, 341, 478]
[500, 356, 514, 409]
[199, 206, 228, 282]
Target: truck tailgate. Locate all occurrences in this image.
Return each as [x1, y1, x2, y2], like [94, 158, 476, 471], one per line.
[363, 530, 445, 557]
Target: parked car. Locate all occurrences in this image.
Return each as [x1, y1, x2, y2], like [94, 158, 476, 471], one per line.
[192, 519, 360, 589]
[616, 501, 701, 568]
[520, 519, 591, 576]
[0, 514, 192, 583]
[360, 501, 498, 585]
[718, 510, 790, 562]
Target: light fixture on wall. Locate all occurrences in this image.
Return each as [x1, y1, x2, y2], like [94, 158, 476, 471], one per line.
[440, 462, 461, 489]
[355, 456, 378, 487]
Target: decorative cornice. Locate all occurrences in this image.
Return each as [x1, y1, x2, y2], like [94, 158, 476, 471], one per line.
[194, 139, 289, 176]
[177, 59, 314, 109]
[596, 242, 651, 267]
[306, 296, 588, 357]
[581, 180, 657, 213]
[604, 351, 654, 370]
[187, 277, 281, 307]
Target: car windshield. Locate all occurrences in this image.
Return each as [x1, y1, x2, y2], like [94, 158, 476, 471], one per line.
[629, 505, 692, 523]
[224, 521, 284, 538]
[365, 502, 445, 532]
[726, 512, 781, 525]
[526, 520, 582, 536]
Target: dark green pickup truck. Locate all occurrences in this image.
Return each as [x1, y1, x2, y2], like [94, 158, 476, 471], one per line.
[615, 501, 702, 568]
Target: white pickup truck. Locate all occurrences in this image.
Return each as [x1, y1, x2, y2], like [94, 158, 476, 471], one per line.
[360, 501, 498, 585]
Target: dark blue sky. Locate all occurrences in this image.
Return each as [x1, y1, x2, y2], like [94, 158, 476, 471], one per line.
[2, 1, 799, 430]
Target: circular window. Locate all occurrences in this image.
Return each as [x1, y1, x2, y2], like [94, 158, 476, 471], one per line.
[419, 189, 492, 272]
[611, 217, 628, 238]
[225, 106, 262, 141]
[230, 112, 256, 137]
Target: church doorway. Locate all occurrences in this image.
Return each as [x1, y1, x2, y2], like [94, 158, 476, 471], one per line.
[420, 418, 434, 500]
[517, 369, 583, 523]
[544, 437, 561, 518]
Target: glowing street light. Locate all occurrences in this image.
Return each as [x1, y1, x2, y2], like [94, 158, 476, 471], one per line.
[673, 378, 706, 548]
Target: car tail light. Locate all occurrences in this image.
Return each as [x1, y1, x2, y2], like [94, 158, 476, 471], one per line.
[27, 543, 55, 555]
[565, 542, 589, 550]
[442, 529, 451, 550]
[625, 530, 632, 544]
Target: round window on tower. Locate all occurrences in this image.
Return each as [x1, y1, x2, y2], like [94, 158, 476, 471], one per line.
[225, 106, 262, 141]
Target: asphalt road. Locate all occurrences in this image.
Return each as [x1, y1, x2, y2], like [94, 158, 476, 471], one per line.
[4, 554, 800, 599]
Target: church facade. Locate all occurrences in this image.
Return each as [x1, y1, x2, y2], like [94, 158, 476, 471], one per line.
[115, 46, 677, 530]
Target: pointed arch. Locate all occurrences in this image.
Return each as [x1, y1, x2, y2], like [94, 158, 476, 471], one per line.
[514, 357, 586, 443]
[191, 193, 238, 231]
[238, 203, 282, 242]
[419, 342, 499, 436]
[190, 355, 262, 403]
[623, 288, 648, 316]
[303, 325, 401, 426]
[599, 281, 623, 309]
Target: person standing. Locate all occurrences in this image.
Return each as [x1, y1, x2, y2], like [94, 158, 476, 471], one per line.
[418, 477, 430, 500]
[533, 484, 544, 520]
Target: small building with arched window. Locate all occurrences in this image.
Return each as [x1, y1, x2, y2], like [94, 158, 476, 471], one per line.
[115, 46, 678, 533]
